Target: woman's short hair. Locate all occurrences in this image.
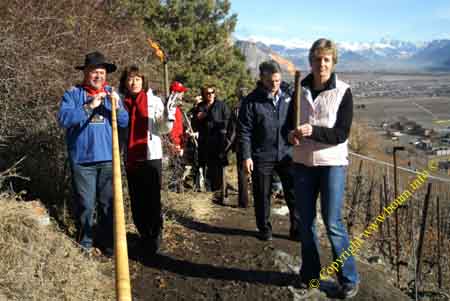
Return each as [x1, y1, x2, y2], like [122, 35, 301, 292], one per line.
[309, 38, 338, 65]
[201, 84, 216, 98]
[119, 65, 148, 95]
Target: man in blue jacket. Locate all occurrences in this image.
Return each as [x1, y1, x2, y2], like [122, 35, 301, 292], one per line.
[238, 60, 300, 241]
[58, 51, 128, 255]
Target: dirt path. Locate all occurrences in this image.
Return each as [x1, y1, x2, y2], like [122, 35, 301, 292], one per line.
[127, 191, 409, 300]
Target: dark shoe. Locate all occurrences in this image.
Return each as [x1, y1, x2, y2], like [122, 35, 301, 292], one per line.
[142, 238, 159, 255]
[295, 280, 319, 298]
[154, 233, 162, 252]
[226, 183, 238, 192]
[212, 192, 226, 205]
[340, 282, 359, 299]
[147, 232, 162, 254]
[102, 247, 114, 258]
[258, 231, 273, 241]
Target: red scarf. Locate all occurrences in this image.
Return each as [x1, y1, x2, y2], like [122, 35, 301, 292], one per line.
[124, 90, 149, 169]
[82, 82, 109, 96]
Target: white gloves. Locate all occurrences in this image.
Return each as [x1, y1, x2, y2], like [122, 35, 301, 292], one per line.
[166, 92, 180, 121]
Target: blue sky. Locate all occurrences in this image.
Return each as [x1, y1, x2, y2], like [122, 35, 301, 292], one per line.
[230, 0, 450, 43]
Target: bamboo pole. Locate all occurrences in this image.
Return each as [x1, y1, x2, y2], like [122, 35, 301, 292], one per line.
[393, 146, 405, 287]
[416, 182, 432, 292]
[163, 61, 169, 99]
[379, 183, 385, 255]
[436, 196, 442, 289]
[110, 91, 132, 301]
[365, 179, 374, 228]
[383, 175, 393, 261]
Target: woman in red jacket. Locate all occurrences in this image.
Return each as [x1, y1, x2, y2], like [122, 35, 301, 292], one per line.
[119, 65, 176, 254]
[168, 81, 188, 192]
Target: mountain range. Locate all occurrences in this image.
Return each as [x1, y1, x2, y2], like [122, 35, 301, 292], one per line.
[235, 38, 450, 75]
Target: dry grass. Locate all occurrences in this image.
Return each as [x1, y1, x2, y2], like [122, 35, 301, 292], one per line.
[164, 190, 216, 223]
[0, 193, 114, 301]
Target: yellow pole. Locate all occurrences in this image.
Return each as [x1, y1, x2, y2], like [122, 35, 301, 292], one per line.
[110, 91, 132, 301]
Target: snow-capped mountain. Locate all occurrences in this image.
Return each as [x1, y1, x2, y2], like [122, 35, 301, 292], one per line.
[235, 37, 450, 72]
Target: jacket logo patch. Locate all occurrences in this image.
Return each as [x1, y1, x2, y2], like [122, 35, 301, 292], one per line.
[90, 114, 105, 124]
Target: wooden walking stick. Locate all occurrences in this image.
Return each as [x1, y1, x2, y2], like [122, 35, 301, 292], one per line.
[110, 90, 132, 301]
[293, 70, 302, 127]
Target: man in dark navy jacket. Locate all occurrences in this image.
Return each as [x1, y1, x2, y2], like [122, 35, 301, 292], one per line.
[239, 60, 300, 241]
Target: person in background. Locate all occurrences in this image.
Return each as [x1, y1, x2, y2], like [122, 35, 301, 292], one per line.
[58, 51, 128, 256]
[192, 84, 231, 202]
[288, 38, 359, 297]
[227, 86, 249, 208]
[187, 95, 205, 192]
[168, 81, 188, 193]
[238, 60, 300, 241]
[119, 65, 176, 254]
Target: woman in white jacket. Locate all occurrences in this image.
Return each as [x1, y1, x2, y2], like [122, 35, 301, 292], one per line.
[288, 39, 359, 298]
[119, 65, 177, 254]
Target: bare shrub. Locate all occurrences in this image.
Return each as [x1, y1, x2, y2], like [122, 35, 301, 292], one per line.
[0, 0, 160, 226]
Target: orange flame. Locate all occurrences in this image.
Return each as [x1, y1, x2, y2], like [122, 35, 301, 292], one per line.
[147, 38, 165, 62]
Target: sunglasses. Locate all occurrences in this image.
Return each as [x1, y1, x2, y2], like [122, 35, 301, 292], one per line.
[206, 90, 215, 95]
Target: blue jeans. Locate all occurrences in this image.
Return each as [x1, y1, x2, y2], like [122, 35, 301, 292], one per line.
[294, 163, 359, 285]
[70, 161, 113, 250]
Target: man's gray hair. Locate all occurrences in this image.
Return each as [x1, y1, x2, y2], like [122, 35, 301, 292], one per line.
[259, 60, 282, 75]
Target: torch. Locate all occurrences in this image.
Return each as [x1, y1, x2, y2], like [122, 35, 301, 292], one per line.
[147, 38, 169, 98]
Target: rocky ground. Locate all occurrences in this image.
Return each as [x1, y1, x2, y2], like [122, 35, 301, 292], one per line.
[126, 189, 410, 301]
[3, 159, 445, 300]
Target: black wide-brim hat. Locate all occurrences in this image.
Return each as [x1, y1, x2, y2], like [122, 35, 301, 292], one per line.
[75, 51, 117, 73]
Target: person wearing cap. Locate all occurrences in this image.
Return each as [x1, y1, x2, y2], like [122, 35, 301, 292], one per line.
[58, 51, 129, 255]
[168, 81, 188, 193]
[238, 60, 300, 242]
[191, 84, 231, 201]
[118, 65, 176, 254]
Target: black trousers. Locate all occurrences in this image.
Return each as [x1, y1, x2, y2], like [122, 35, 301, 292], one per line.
[126, 160, 163, 241]
[252, 160, 299, 234]
[205, 160, 224, 192]
[236, 152, 249, 207]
